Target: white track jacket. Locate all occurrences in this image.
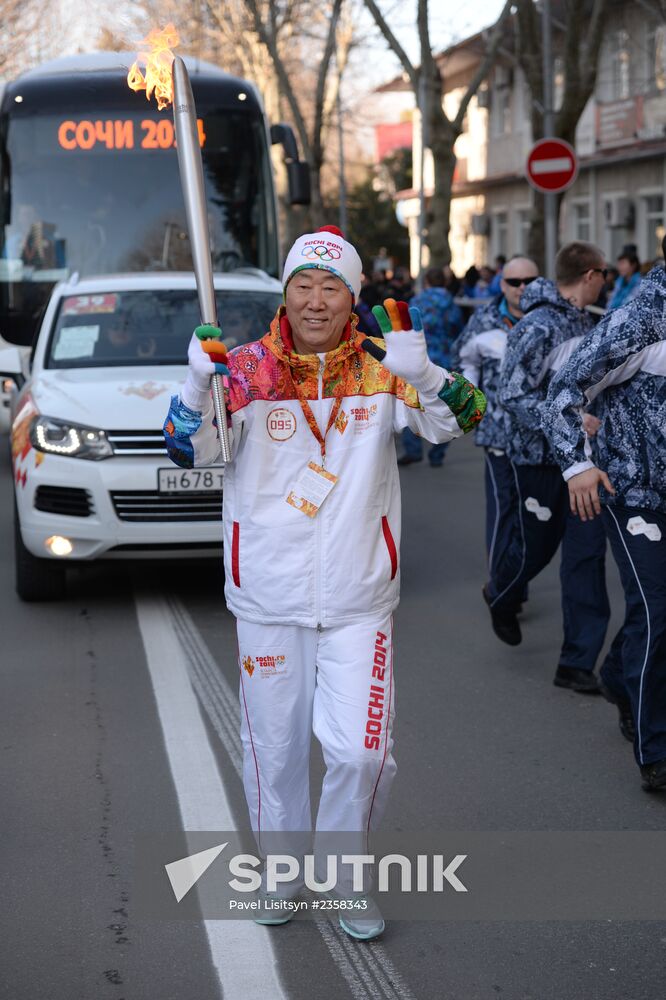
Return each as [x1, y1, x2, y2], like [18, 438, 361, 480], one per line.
[164, 310, 486, 627]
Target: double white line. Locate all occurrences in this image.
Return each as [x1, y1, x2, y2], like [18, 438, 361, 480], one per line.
[135, 589, 416, 1000]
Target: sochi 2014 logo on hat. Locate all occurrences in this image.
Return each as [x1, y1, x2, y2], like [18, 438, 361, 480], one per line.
[301, 242, 342, 261]
[266, 407, 297, 441]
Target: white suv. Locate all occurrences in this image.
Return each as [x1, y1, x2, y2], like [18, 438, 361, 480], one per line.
[2, 270, 282, 600]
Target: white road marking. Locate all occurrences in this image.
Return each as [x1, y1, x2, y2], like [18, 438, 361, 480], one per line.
[134, 591, 287, 1000]
[167, 594, 418, 1000]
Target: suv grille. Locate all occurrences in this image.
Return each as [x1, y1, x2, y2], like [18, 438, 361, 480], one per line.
[110, 490, 223, 523]
[107, 430, 167, 456]
[34, 486, 94, 517]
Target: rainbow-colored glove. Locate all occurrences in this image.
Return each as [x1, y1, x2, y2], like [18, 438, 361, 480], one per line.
[364, 298, 445, 395]
[180, 324, 230, 412]
[194, 324, 230, 376]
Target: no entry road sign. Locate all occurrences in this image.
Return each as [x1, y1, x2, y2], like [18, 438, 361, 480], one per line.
[526, 138, 578, 193]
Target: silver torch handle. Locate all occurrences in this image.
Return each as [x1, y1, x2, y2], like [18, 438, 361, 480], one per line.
[172, 56, 232, 463]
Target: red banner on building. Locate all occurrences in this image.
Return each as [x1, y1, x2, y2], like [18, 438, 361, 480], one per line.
[596, 97, 643, 148]
[374, 121, 413, 163]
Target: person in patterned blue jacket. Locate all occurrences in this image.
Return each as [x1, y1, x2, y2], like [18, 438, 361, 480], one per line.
[399, 267, 463, 467]
[451, 256, 539, 634]
[494, 241, 613, 693]
[543, 254, 666, 792]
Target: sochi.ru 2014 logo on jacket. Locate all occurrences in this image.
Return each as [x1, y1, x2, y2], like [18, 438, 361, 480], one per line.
[350, 403, 378, 432]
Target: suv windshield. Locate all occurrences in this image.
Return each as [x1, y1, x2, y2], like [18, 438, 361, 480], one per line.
[45, 288, 281, 368]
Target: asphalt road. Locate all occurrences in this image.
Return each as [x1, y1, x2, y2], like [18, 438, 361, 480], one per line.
[1, 433, 665, 1000]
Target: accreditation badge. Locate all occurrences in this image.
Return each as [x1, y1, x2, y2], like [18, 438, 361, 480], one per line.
[285, 462, 339, 518]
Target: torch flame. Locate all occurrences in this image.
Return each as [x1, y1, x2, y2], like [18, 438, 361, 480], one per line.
[127, 23, 180, 111]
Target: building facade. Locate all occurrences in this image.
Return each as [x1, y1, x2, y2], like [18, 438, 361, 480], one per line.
[386, 3, 666, 274]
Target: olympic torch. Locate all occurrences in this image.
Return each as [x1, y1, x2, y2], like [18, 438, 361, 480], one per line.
[171, 57, 231, 463]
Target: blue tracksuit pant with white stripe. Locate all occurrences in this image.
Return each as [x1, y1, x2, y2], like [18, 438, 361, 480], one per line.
[484, 449, 526, 609]
[601, 506, 666, 766]
[487, 464, 611, 671]
[559, 505, 612, 672]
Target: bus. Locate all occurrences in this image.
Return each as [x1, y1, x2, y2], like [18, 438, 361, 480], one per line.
[0, 52, 309, 346]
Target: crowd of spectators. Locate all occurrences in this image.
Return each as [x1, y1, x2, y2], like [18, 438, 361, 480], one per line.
[357, 242, 658, 334]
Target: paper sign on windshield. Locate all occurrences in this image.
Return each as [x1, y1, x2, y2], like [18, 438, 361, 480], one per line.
[52, 325, 100, 361]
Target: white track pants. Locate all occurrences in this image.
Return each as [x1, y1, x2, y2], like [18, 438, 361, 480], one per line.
[237, 614, 396, 850]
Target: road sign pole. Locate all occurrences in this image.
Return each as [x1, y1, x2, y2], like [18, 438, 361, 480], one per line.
[542, 0, 557, 279]
[417, 69, 429, 292]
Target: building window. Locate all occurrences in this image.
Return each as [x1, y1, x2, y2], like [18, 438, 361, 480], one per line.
[648, 23, 666, 92]
[516, 209, 531, 255]
[611, 29, 631, 100]
[572, 201, 591, 242]
[491, 85, 511, 136]
[493, 211, 509, 258]
[644, 194, 664, 260]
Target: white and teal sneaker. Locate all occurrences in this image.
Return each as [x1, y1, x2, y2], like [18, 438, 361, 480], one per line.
[338, 896, 385, 941]
[253, 888, 295, 926]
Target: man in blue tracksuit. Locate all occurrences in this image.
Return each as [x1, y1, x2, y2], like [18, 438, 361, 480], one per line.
[399, 267, 463, 467]
[544, 253, 666, 792]
[494, 241, 612, 692]
[452, 255, 539, 641]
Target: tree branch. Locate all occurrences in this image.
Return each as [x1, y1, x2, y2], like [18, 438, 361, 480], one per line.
[241, 0, 313, 159]
[362, 0, 417, 89]
[556, 0, 611, 141]
[453, 0, 514, 130]
[515, 0, 542, 95]
[417, 0, 433, 79]
[312, 0, 344, 168]
[579, 0, 611, 92]
[323, 13, 353, 133]
[417, 0, 436, 131]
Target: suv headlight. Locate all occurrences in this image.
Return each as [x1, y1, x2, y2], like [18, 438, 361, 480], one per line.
[30, 416, 113, 460]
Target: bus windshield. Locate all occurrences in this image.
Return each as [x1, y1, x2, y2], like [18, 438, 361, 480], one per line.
[4, 109, 275, 275]
[0, 70, 279, 344]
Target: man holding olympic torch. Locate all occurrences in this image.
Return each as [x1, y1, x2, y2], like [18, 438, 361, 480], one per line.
[164, 225, 485, 939]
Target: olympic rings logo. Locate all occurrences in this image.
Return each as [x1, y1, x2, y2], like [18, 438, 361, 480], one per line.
[301, 244, 342, 261]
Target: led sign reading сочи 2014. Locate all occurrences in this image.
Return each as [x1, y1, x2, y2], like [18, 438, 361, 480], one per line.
[56, 117, 206, 151]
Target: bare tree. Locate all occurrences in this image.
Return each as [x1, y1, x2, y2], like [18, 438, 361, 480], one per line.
[125, 1, 222, 63]
[127, 1, 352, 237]
[515, 0, 610, 264]
[201, 1, 294, 240]
[96, 25, 132, 52]
[0, 0, 62, 79]
[236, 0, 351, 229]
[203, 2, 278, 116]
[363, 0, 513, 266]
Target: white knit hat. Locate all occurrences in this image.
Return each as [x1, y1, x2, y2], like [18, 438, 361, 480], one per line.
[282, 225, 362, 301]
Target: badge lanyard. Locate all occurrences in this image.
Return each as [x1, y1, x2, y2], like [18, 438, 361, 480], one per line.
[287, 366, 342, 467]
[283, 361, 342, 517]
